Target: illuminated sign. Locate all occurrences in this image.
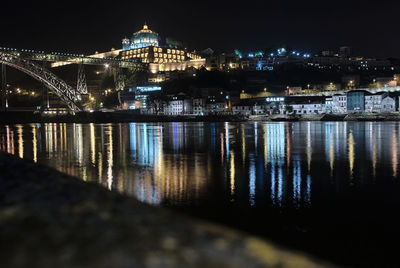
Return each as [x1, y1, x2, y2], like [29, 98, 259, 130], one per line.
[136, 86, 161, 92]
[266, 97, 285, 102]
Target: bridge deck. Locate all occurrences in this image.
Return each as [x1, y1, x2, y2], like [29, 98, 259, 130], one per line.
[0, 47, 147, 69]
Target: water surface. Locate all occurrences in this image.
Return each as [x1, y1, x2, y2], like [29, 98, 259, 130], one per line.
[1, 121, 399, 266]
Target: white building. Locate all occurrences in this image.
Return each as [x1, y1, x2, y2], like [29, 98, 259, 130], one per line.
[381, 96, 396, 113]
[332, 94, 347, 114]
[325, 97, 333, 113]
[192, 98, 205, 115]
[232, 105, 252, 115]
[206, 101, 226, 115]
[253, 105, 266, 114]
[365, 92, 386, 113]
[290, 102, 326, 114]
[164, 98, 192, 115]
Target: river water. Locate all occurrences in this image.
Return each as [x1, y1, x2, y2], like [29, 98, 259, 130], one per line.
[1, 121, 400, 266]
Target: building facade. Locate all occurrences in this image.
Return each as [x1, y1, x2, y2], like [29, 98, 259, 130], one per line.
[193, 98, 206, 115]
[347, 91, 366, 112]
[332, 94, 347, 114]
[365, 92, 386, 113]
[290, 103, 326, 114]
[120, 24, 202, 64]
[381, 96, 396, 113]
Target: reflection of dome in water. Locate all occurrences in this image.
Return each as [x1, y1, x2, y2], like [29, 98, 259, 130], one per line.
[122, 24, 159, 50]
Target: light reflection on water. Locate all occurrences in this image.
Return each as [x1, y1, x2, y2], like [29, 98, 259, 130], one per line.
[1, 121, 400, 209]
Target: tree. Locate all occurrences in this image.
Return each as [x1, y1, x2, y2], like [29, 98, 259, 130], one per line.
[125, 70, 148, 86]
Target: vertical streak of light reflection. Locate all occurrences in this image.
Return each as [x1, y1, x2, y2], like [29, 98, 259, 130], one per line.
[220, 133, 224, 163]
[241, 124, 246, 164]
[249, 156, 256, 206]
[348, 131, 355, 180]
[107, 124, 113, 190]
[293, 159, 301, 207]
[329, 132, 334, 176]
[271, 164, 275, 204]
[230, 151, 235, 198]
[254, 122, 258, 152]
[277, 164, 283, 206]
[90, 123, 96, 165]
[17, 125, 23, 159]
[76, 124, 83, 166]
[6, 125, 14, 155]
[263, 124, 267, 168]
[32, 124, 37, 163]
[225, 122, 229, 161]
[392, 130, 398, 177]
[306, 122, 311, 172]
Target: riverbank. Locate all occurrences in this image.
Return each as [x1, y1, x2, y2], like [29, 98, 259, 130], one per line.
[0, 153, 331, 268]
[1, 111, 400, 123]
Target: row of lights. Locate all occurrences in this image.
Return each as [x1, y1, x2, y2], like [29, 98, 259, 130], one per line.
[0, 46, 140, 63]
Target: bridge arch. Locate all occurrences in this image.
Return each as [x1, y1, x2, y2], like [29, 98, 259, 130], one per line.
[0, 51, 81, 112]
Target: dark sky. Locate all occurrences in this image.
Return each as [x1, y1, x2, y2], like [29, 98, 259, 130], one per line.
[1, 0, 399, 58]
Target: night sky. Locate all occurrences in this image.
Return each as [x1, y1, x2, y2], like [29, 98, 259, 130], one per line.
[1, 0, 399, 58]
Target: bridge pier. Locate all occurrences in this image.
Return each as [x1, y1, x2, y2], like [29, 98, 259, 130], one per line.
[76, 61, 88, 95]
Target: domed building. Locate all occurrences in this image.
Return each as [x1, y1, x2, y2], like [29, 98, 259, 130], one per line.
[120, 24, 205, 73]
[122, 24, 159, 50]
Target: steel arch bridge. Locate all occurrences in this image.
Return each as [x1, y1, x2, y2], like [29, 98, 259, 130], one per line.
[0, 51, 81, 112]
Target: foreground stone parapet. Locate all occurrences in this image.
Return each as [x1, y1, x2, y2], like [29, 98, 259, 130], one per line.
[0, 153, 334, 268]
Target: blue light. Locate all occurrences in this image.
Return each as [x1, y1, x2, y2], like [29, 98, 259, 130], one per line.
[256, 62, 263, 70]
[136, 86, 161, 92]
[270, 53, 274, 57]
[248, 53, 254, 58]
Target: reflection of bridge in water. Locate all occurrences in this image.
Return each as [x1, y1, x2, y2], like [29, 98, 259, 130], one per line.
[0, 47, 147, 112]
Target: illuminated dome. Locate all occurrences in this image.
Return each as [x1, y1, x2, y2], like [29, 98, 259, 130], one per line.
[122, 24, 159, 50]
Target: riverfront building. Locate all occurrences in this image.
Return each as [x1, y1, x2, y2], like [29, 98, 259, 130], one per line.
[347, 90, 366, 112]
